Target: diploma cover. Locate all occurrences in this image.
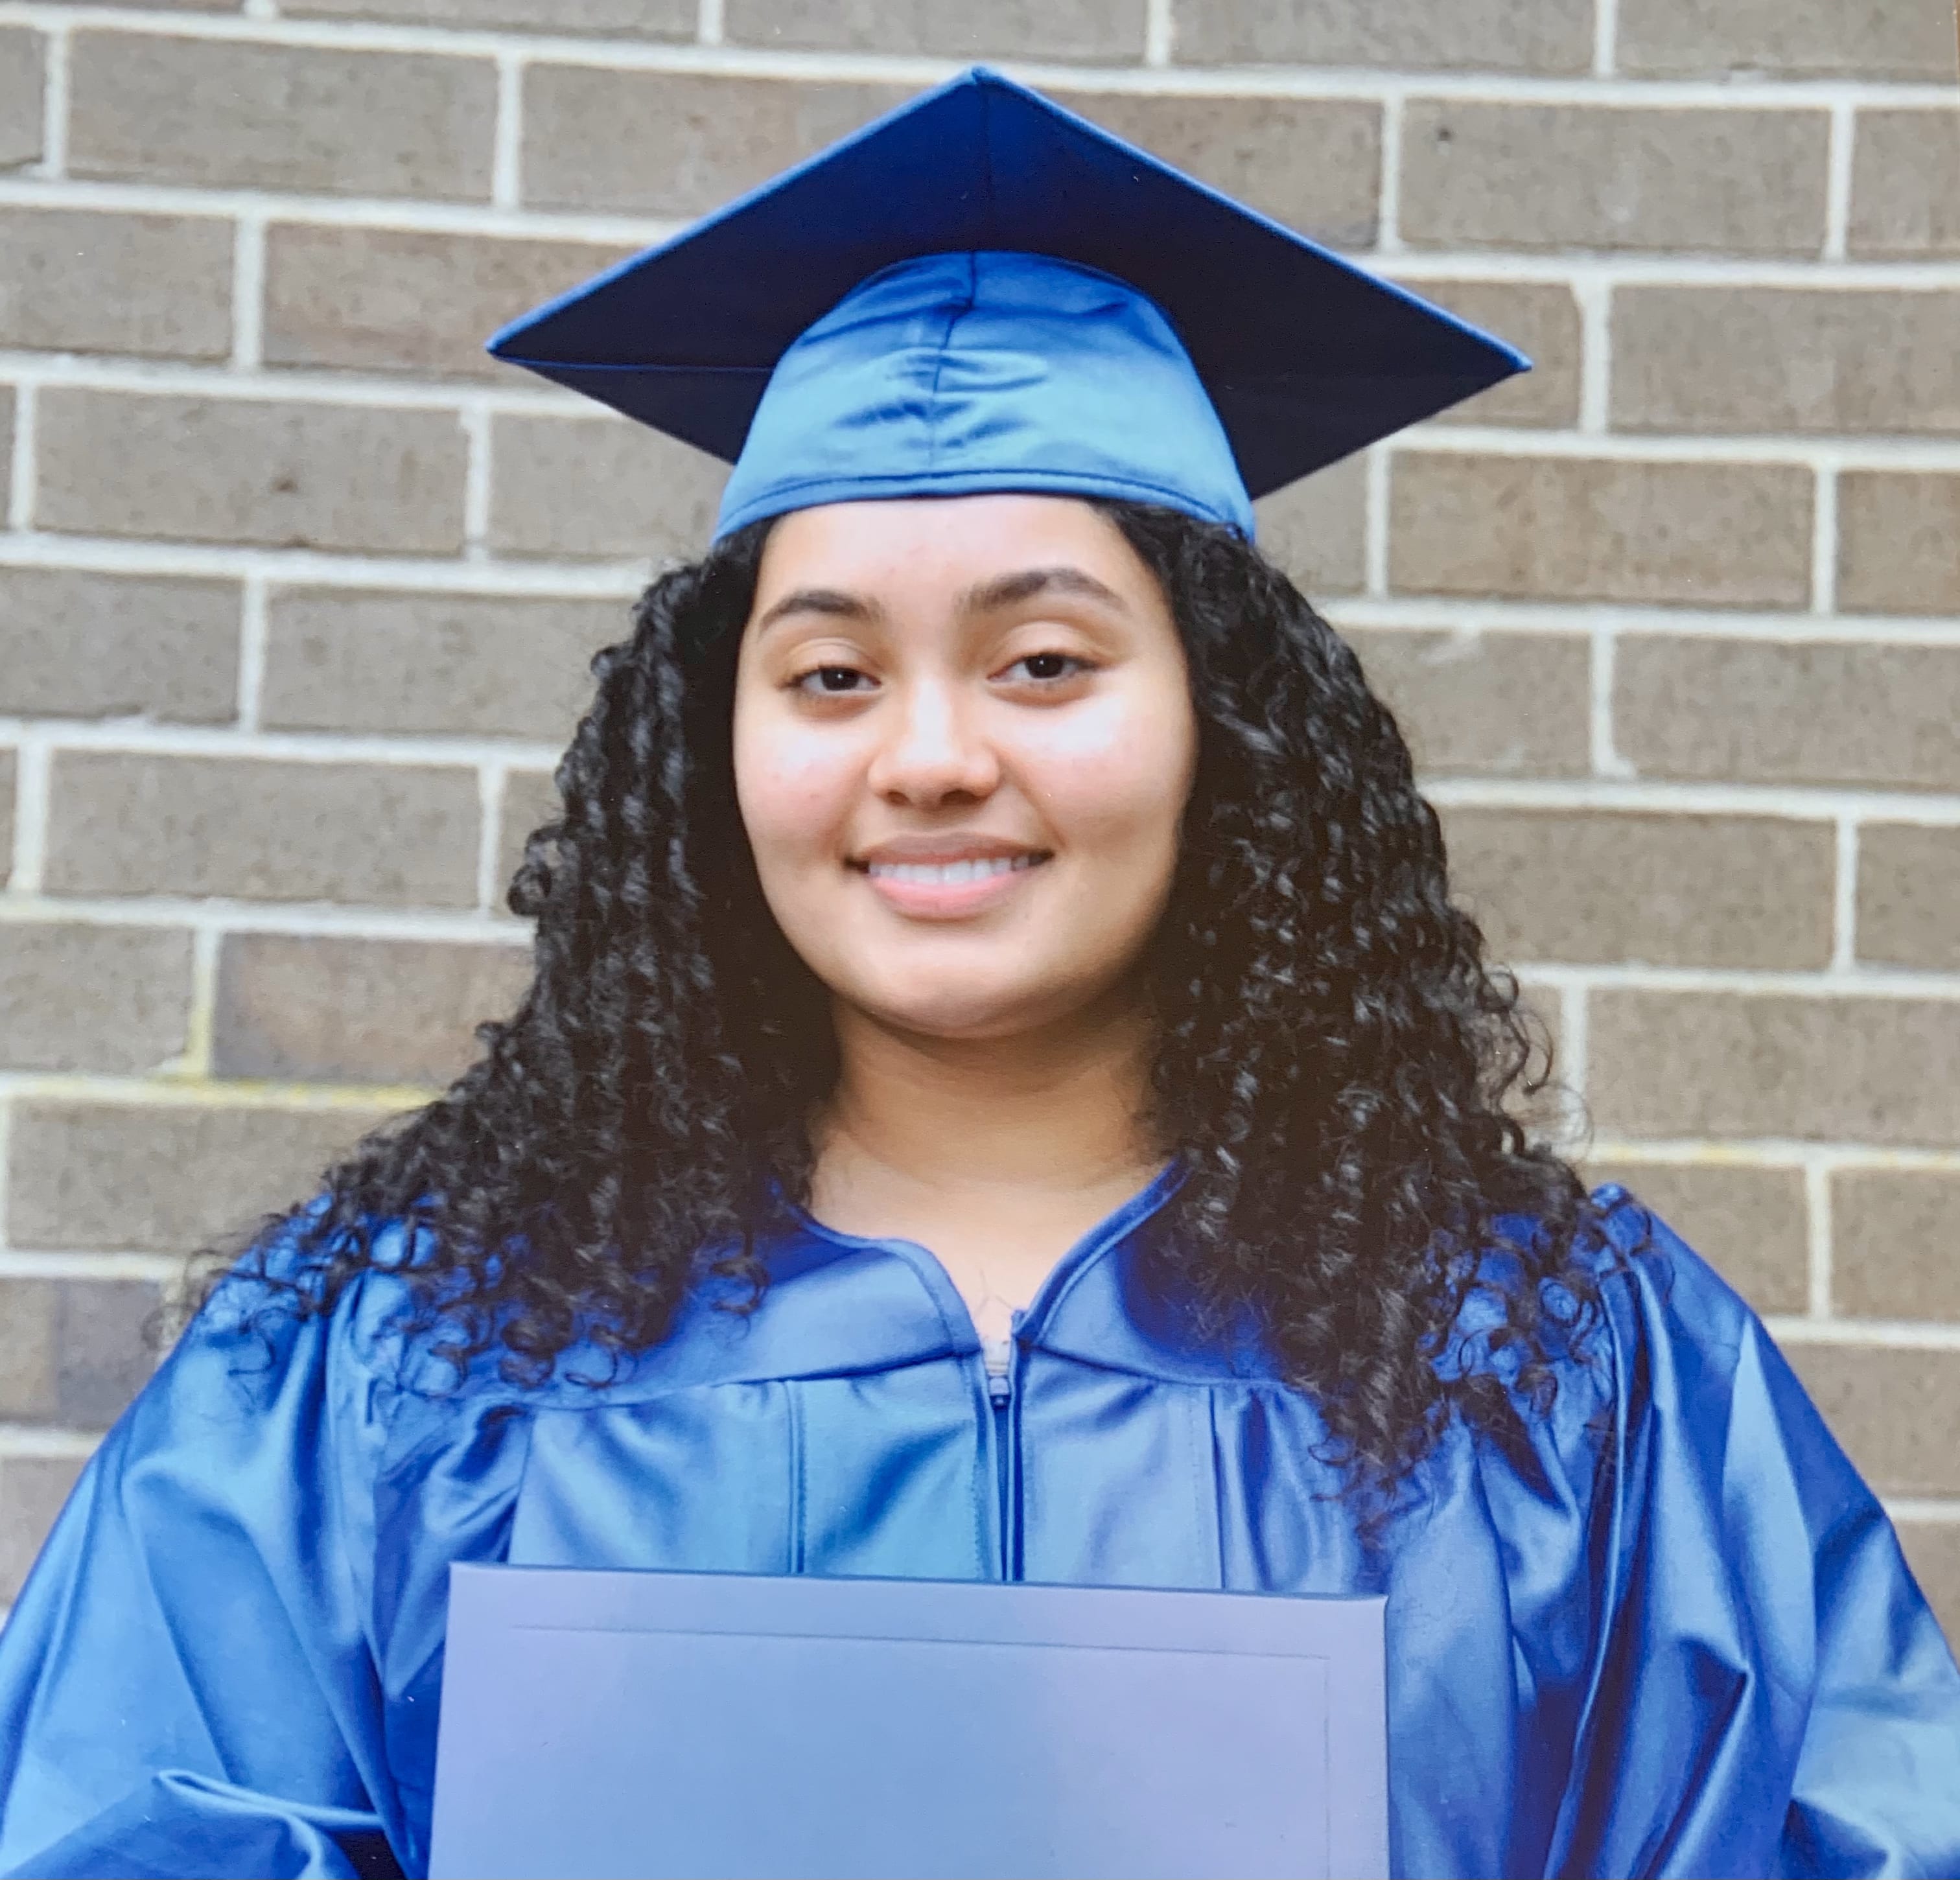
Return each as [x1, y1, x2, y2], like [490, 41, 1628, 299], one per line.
[428, 1563, 1388, 1880]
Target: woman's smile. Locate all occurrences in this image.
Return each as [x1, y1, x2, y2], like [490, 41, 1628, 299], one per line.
[852, 839, 1055, 920]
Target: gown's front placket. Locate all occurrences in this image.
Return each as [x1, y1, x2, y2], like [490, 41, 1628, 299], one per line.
[985, 1312, 1029, 1581]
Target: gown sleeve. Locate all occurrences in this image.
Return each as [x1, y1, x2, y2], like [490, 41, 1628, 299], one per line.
[0, 1257, 406, 1880]
[1559, 1194, 1960, 1879]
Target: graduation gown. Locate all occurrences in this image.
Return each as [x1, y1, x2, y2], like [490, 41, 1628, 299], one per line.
[1, 1173, 1956, 1879]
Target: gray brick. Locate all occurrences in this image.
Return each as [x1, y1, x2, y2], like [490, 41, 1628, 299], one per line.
[1616, 639, 1960, 793]
[215, 933, 531, 1085]
[1787, 1346, 1960, 1496]
[0, 30, 43, 171]
[0, 750, 14, 887]
[262, 589, 620, 741]
[1850, 111, 1960, 259]
[264, 224, 629, 381]
[1857, 824, 1960, 973]
[0, 568, 239, 722]
[0, 1455, 86, 1605]
[1898, 1523, 1960, 1651]
[55, 1280, 161, 1426]
[290, 0, 692, 32]
[1342, 627, 1591, 778]
[0, 1278, 159, 1426]
[1048, 92, 1379, 246]
[496, 768, 561, 905]
[7, 1100, 397, 1253]
[1390, 454, 1813, 609]
[1838, 472, 1960, 616]
[0, 209, 230, 358]
[522, 69, 905, 216]
[1614, 288, 1960, 437]
[1444, 809, 1834, 969]
[728, 0, 1145, 59]
[0, 1282, 54, 1414]
[1583, 1162, 1809, 1317]
[0, 385, 12, 518]
[1618, 0, 1959, 80]
[44, 752, 480, 907]
[69, 34, 495, 199]
[1833, 1170, 1960, 1321]
[1252, 455, 1366, 596]
[1590, 992, 1960, 1147]
[1401, 103, 1828, 256]
[1390, 279, 1581, 428]
[0, 923, 195, 1073]
[1173, 0, 1592, 70]
[489, 414, 726, 561]
[36, 390, 468, 553]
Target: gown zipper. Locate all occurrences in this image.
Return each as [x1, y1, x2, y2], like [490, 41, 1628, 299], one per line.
[980, 1314, 1025, 1580]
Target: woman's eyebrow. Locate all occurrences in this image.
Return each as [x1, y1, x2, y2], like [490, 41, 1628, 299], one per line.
[752, 588, 880, 636]
[754, 565, 1126, 639]
[959, 566, 1129, 616]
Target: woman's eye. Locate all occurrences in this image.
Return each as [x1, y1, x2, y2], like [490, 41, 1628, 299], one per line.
[791, 665, 873, 695]
[1004, 652, 1091, 684]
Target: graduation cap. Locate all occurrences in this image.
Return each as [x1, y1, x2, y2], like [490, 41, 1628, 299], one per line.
[488, 66, 1527, 544]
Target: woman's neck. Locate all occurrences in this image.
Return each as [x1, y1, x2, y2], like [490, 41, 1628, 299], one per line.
[803, 989, 1169, 1325]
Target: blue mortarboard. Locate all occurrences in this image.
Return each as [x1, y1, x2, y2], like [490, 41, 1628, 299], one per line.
[488, 66, 1528, 545]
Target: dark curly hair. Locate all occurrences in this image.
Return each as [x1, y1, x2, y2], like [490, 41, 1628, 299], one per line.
[213, 498, 1614, 1509]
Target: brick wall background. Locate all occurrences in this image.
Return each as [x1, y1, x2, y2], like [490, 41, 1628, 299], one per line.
[0, 0, 1957, 1636]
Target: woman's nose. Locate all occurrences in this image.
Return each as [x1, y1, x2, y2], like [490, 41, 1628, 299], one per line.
[864, 680, 1001, 804]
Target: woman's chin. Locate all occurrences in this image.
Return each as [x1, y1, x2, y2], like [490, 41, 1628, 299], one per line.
[843, 977, 1098, 1047]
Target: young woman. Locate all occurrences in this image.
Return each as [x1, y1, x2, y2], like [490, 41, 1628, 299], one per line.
[1, 69, 1956, 1880]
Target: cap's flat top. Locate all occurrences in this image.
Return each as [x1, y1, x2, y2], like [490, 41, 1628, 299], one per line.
[487, 66, 1526, 500]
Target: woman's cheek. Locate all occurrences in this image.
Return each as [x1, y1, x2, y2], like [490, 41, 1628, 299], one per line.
[1029, 725, 1192, 847]
[740, 728, 858, 860]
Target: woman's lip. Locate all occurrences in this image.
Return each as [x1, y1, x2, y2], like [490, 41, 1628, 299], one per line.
[854, 854, 1050, 919]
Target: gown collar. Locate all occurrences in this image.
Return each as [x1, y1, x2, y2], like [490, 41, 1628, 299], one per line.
[775, 1155, 1189, 1349]
[588, 1155, 1270, 1396]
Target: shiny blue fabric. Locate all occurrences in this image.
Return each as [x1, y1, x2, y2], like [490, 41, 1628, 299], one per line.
[486, 68, 1531, 509]
[2, 1179, 1956, 1879]
[712, 253, 1255, 541]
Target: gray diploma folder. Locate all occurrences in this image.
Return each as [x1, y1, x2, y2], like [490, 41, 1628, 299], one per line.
[429, 1563, 1388, 1880]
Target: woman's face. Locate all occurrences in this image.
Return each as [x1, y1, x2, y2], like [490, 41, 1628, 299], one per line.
[732, 494, 1198, 1043]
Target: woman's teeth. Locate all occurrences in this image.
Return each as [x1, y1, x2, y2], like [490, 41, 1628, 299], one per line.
[867, 855, 1040, 884]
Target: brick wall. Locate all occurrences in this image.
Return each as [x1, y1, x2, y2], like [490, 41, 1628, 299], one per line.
[0, 0, 1957, 1638]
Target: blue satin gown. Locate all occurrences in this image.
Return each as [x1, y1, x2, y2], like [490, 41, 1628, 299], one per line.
[1, 1174, 1956, 1878]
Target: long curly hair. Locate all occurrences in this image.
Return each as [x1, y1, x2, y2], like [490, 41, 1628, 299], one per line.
[213, 498, 1613, 1507]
